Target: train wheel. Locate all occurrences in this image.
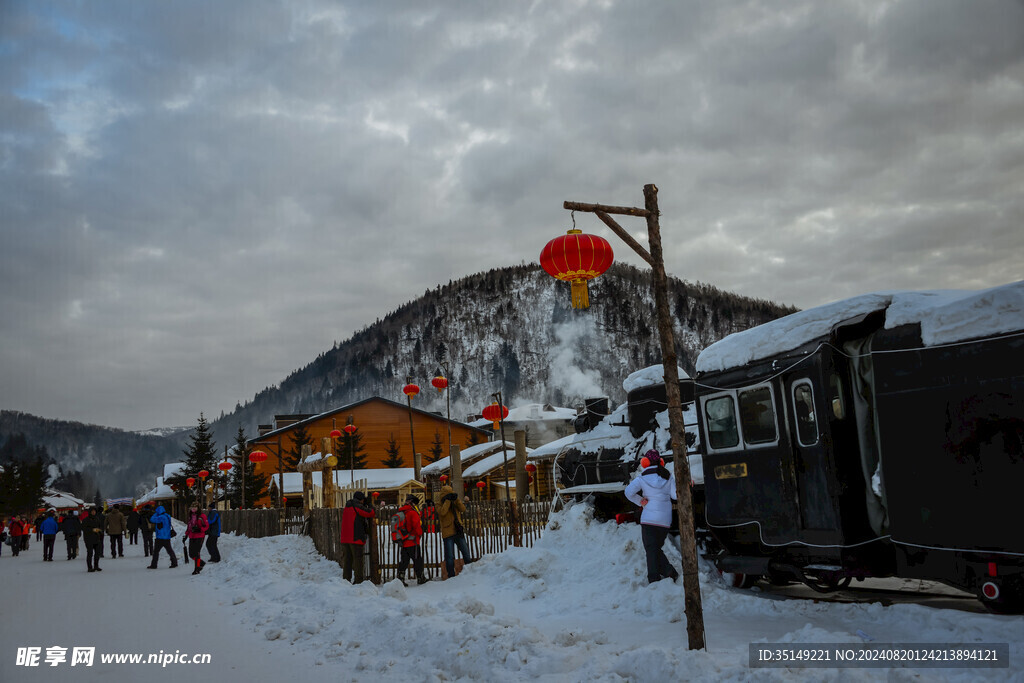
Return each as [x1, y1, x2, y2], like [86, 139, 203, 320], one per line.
[804, 575, 852, 593]
[720, 570, 759, 589]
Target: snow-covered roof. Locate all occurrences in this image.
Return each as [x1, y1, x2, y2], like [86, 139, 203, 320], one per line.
[696, 280, 1024, 374]
[527, 432, 579, 460]
[462, 445, 532, 478]
[270, 467, 422, 495]
[467, 403, 576, 430]
[622, 364, 689, 393]
[163, 462, 186, 480]
[42, 488, 85, 509]
[421, 441, 516, 476]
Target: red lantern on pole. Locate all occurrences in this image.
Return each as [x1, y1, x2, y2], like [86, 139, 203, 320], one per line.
[218, 462, 232, 472]
[329, 429, 342, 439]
[372, 491, 380, 499]
[403, 383, 420, 399]
[481, 402, 509, 430]
[431, 376, 448, 393]
[198, 470, 209, 479]
[525, 463, 537, 474]
[540, 229, 614, 309]
[440, 474, 449, 483]
[343, 424, 357, 436]
[186, 477, 196, 488]
[249, 450, 268, 463]
[475, 481, 486, 490]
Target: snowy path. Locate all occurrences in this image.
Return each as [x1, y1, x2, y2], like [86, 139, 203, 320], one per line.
[2, 506, 1022, 682]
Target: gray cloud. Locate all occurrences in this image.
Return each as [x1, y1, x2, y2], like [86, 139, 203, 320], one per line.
[1, 0, 1022, 430]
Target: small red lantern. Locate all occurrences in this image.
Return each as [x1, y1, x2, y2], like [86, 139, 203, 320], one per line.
[404, 383, 420, 399]
[198, 470, 209, 479]
[343, 424, 357, 436]
[540, 229, 614, 309]
[372, 491, 380, 498]
[481, 402, 509, 429]
[218, 462, 232, 472]
[329, 429, 342, 439]
[431, 376, 448, 393]
[282, 497, 287, 504]
[186, 477, 196, 488]
[525, 463, 537, 474]
[440, 474, 449, 483]
[249, 450, 268, 463]
[475, 481, 486, 489]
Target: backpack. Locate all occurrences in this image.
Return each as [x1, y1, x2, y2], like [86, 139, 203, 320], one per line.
[389, 510, 411, 545]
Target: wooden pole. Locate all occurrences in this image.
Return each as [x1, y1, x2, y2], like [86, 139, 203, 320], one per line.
[450, 445, 463, 499]
[514, 429, 529, 502]
[301, 444, 313, 517]
[563, 184, 706, 651]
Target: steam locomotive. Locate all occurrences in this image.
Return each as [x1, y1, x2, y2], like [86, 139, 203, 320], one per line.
[554, 281, 1024, 613]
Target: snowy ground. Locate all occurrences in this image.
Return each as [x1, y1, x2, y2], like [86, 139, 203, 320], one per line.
[2, 506, 1021, 682]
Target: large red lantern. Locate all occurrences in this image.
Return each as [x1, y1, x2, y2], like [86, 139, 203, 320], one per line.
[186, 477, 196, 488]
[540, 229, 614, 309]
[218, 462, 232, 472]
[431, 376, 448, 393]
[249, 450, 268, 463]
[404, 383, 420, 399]
[198, 470, 209, 479]
[343, 424, 357, 436]
[481, 402, 509, 429]
[525, 463, 537, 474]
[329, 429, 342, 439]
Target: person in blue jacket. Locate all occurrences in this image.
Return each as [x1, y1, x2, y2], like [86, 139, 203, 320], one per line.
[625, 449, 680, 584]
[147, 505, 178, 569]
[205, 502, 221, 563]
[40, 509, 60, 561]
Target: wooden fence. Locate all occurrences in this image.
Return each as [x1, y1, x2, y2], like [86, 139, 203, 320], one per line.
[220, 509, 305, 539]
[306, 499, 551, 583]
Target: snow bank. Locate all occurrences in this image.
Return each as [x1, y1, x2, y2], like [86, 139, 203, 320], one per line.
[622, 364, 689, 393]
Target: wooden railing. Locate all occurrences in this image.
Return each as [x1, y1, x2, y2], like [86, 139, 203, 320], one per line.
[220, 509, 305, 539]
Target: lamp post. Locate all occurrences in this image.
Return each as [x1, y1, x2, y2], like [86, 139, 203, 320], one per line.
[404, 379, 421, 480]
[434, 362, 453, 460]
[344, 417, 357, 486]
[560, 184, 706, 651]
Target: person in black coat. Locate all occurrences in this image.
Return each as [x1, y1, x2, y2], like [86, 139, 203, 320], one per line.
[126, 507, 141, 546]
[80, 509, 104, 572]
[139, 506, 155, 557]
[205, 503, 222, 563]
[61, 511, 82, 560]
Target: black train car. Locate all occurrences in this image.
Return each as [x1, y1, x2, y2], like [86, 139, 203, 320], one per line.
[693, 283, 1024, 612]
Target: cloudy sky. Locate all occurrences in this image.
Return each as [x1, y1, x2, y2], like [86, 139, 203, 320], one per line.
[2, 0, 1022, 431]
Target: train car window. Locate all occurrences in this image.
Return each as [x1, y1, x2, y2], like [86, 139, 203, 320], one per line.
[828, 374, 846, 420]
[792, 381, 818, 446]
[739, 386, 778, 445]
[705, 396, 739, 449]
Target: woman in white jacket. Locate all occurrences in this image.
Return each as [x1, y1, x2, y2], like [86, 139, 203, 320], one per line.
[624, 450, 680, 584]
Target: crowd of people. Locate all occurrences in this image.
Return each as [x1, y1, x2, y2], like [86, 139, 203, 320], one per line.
[339, 488, 477, 586]
[1, 501, 223, 575]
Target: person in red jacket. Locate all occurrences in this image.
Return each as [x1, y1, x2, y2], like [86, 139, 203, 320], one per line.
[395, 494, 427, 586]
[7, 517, 23, 557]
[185, 503, 209, 575]
[339, 491, 375, 584]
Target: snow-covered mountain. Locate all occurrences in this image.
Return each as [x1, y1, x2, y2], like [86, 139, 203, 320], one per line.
[206, 263, 795, 447]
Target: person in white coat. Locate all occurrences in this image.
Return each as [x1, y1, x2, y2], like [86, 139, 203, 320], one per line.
[624, 449, 680, 584]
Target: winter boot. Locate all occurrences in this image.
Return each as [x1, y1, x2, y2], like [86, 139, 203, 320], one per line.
[416, 576, 429, 585]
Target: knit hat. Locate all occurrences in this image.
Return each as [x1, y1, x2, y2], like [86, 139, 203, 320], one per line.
[208, 502, 216, 509]
[353, 491, 365, 501]
[640, 449, 663, 469]
[405, 494, 418, 504]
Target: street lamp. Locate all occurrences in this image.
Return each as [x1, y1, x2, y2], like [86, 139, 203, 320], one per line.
[344, 417, 357, 486]
[404, 379, 421, 480]
[557, 184, 706, 651]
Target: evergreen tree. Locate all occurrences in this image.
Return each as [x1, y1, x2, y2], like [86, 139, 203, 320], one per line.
[227, 425, 269, 509]
[0, 459, 44, 515]
[383, 433, 404, 468]
[428, 430, 444, 463]
[171, 413, 218, 506]
[339, 431, 367, 470]
[284, 424, 313, 470]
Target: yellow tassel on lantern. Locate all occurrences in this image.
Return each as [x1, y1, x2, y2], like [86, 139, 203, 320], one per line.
[571, 279, 590, 309]
[491, 420, 500, 429]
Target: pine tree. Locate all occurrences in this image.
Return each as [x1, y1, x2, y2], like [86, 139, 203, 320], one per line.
[383, 433, 404, 468]
[284, 424, 313, 470]
[172, 413, 218, 506]
[428, 430, 444, 463]
[227, 425, 269, 509]
[339, 431, 368, 470]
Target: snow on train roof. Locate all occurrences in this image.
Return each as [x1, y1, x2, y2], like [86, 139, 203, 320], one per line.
[696, 279, 1024, 374]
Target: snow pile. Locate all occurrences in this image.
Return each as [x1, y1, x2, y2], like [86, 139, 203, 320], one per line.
[622, 364, 689, 393]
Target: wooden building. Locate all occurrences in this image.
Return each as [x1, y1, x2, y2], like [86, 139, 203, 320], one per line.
[247, 397, 491, 506]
